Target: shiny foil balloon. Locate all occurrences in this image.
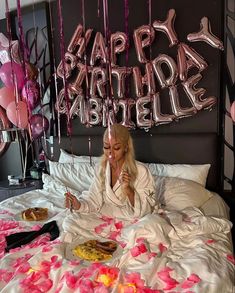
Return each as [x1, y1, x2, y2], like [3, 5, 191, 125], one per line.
[0, 87, 15, 109]
[0, 33, 21, 64]
[6, 100, 28, 129]
[187, 17, 224, 50]
[30, 114, 49, 139]
[0, 62, 24, 90]
[133, 25, 155, 63]
[152, 9, 178, 47]
[22, 80, 40, 110]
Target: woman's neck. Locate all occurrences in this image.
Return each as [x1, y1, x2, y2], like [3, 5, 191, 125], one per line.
[110, 160, 125, 172]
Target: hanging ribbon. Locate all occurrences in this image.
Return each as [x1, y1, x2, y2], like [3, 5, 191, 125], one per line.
[57, 0, 72, 137]
[124, 0, 130, 97]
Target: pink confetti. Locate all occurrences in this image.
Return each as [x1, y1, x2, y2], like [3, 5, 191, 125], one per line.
[158, 243, 167, 253]
[206, 239, 215, 244]
[227, 254, 235, 265]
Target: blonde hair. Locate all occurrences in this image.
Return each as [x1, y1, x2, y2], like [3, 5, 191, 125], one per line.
[99, 124, 137, 189]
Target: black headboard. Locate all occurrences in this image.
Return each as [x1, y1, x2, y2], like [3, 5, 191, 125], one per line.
[52, 132, 219, 192]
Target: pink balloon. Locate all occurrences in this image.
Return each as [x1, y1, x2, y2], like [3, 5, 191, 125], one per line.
[0, 87, 15, 109]
[6, 101, 28, 129]
[0, 62, 25, 90]
[22, 80, 40, 110]
[30, 114, 49, 139]
[231, 101, 235, 122]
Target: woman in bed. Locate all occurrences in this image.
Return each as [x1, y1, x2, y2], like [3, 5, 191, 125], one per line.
[62, 124, 159, 242]
[64, 123, 157, 219]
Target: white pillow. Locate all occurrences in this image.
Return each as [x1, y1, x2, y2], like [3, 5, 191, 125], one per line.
[59, 149, 100, 164]
[49, 161, 95, 192]
[154, 176, 213, 211]
[148, 163, 210, 187]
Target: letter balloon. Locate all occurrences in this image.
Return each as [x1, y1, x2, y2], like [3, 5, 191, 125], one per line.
[182, 73, 216, 110]
[187, 17, 224, 50]
[168, 85, 197, 118]
[110, 32, 128, 66]
[136, 96, 153, 129]
[152, 9, 178, 47]
[177, 43, 208, 81]
[152, 54, 178, 88]
[133, 25, 155, 63]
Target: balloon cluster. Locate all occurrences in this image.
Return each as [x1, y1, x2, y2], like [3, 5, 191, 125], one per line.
[0, 33, 49, 139]
[56, 10, 223, 130]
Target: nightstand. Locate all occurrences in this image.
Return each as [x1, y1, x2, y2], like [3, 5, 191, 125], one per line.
[0, 179, 43, 202]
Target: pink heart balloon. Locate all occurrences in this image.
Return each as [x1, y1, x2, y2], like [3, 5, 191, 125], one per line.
[6, 101, 28, 129]
[22, 80, 40, 110]
[30, 114, 49, 139]
[0, 62, 24, 90]
[0, 87, 15, 109]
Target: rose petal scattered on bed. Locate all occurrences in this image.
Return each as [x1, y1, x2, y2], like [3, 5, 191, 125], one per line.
[188, 274, 201, 283]
[0, 269, 14, 283]
[205, 239, 216, 244]
[227, 254, 235, 265]
[181, 279, 196, 289]
[0, 210, 14, 216]
[157, 267, 179, 290]
[114, 221, 124, 230]
[158, 243, 167, 253]
[100, 215, 114, 224]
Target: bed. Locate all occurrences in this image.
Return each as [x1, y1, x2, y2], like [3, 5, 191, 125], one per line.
[0, 133, 234, 293]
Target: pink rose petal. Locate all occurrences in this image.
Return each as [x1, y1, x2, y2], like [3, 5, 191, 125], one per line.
[227, 254, 235, 265]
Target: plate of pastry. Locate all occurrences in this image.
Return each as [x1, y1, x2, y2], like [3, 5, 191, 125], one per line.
[65, 239, 122, 262]
[15, 207, 51, 222]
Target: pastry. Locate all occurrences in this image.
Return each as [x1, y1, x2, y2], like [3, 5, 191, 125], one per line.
[72, 240, 117, 261]
[21, 207, 48, 221]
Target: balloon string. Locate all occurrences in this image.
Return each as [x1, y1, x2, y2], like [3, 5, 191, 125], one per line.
[81, 0, 93, 164]
[148, 0, 152, 60]
[124, 0, 129, 97]
[16, 0, 28, 72]
[148, 0, 153, 125]
[48, 0, 61, 145]
[102, 0, 114, 130]
[31, 0, 39, 64]
[57, 0, 72, 137]
[97, 0, 100, 18]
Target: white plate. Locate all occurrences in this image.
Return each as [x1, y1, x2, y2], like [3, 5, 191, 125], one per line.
[65, 238, 123, 263]
[14, 210, 55, 222]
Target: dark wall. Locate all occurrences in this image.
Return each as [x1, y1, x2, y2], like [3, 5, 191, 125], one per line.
[0, 0, 224, 180]
[49, 0, 223, 136]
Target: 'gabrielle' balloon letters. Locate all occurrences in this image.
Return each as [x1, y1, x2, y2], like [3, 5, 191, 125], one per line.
[56, 9, 223, 129]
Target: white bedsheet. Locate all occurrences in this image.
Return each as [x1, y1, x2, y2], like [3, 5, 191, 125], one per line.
[0, 180, 234, 293]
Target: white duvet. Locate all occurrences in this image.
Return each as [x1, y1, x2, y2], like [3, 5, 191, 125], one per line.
[0, 175, 234, 293]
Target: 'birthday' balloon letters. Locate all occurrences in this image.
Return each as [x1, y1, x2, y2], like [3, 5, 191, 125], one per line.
[56, 9, 223, 129]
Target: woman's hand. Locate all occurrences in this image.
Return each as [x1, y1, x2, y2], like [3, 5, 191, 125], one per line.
[64, 192, 81, 211]
[120, 170, 135, 206]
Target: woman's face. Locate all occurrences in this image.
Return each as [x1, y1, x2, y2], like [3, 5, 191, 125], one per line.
[103, 136, 126, 168]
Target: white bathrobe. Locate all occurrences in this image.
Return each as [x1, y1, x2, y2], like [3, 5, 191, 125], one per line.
[62, 161, 158, 242]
